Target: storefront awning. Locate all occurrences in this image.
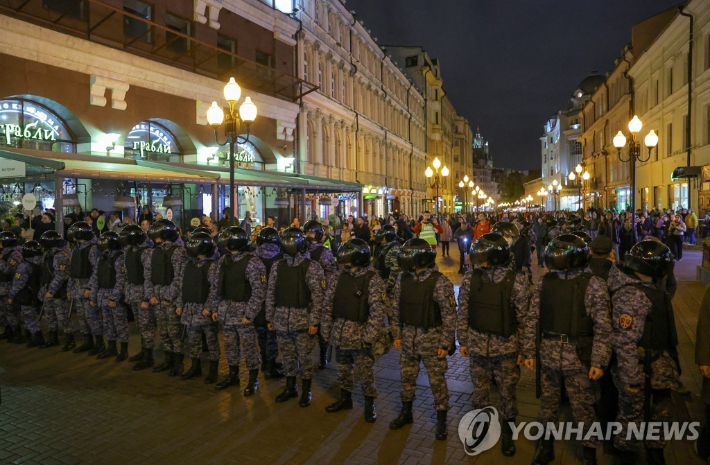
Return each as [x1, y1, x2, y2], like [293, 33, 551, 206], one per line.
[671, 166, 703, 181]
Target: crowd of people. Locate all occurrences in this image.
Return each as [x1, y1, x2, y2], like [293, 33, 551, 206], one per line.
[2, 204, 710, 465]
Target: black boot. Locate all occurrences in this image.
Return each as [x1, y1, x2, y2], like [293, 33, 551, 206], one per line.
[170, 353, 185, 377]
[501, 418, 516, 456]
[532, 439, 555, 465]
[133, 348, 154, 371]
[299, 378, 312, 407]
[182, 358, 202, 379]
[41, 331, 59, 348]
[389, 401, 413, 430]
[243, 369, 259, 396]
[61, 333, 76, 352]
[153, 351, 173, 373]
[264, 359, 284, 379]
[129, 347, 145, 362]
[27, 332, 45, 348]
[215, 365, 240, 390]
[88, 335, 105, 356]
[435, 410, 448, 440]
[645, 448, 665, 465]
[582, 447, 597, 465]
[73, 333, 93, 353]
[275, 376, 298, 403]
[325, 389, 353, 413]
[318, 341, 328, 369]
[115, 342, 129, 362]
[97, 340, 117, 359]
[364, 396, 377, 423]
[204, 361, 219, 384]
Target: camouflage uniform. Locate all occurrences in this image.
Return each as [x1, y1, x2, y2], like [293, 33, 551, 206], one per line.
[254, 243, 282, 364]
[143, 242, 186, 356]
[457, 262, 533, 420]
[124, 240, 154, 349]
[608, 265, 680, 451]
[39, 245, 71, 334]
[391, 267, 457, 411]
[213, 251, 267, 370]
[321, 267, 387, 397]
[529, 269, 612, 448]
[175, 253, 220, 362]
[9, 255, 43, 335]
[0, 246, 23, 331]
[265, 254, 325, 380]
[68, 239, 101, 337]
[89, 250, 128, 343]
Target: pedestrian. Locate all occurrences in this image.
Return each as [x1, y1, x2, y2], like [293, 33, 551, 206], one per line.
[0, 231, 23, 342]
[67, 222, 102, 354]
[8, 240, 44, 346]
[389, 238, 457, 440]
[212, 227, 267, 395]
[38, 231, 72, 349]
[321, 239, 387, 423]
[266, 227, 325, 407]
[530, 234, 612, 465]
[458, 233, 533, 456]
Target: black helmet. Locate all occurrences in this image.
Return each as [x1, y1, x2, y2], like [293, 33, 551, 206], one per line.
[186, 232, 215, 257]
[148, 219, 179, 242]
[469, 233, 511, 267]
[0, 231, 18, 248]
[397, 238, 436, 271]
[569, 230, 593, 246]
[279, 227, 308, 255]
[544, 233, 590, 271]
[21, 240, 42, 258]
[337, 239, 371, 267]
[118, 224, 146, 247]
[491, 222, 520, 240]
[303, 220, 324, 242]
[40, 230, 65, 249]
[217, 226, 249, 252]
[624, 239, 673, 278]
[67, 221, 93, 242]
[98, 231, 122, 251]
[190, 226, 211, 237]
[375, 225, 397, 243]
[256, 227, 280, 246]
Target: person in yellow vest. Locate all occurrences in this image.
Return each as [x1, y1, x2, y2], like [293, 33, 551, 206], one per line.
[413, 212, 442, 250]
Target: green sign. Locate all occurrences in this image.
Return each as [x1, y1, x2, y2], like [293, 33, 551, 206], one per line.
[0, 121, 56, 145]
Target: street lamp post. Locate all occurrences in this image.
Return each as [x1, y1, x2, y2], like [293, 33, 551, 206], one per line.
[206, 77, 258, 225]
[612, 115, 658, 213]
[425, 157, 449, 221]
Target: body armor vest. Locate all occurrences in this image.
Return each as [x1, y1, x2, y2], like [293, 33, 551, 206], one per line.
[631, 283, 678, 353]
[41, 253, 67, 298]
[151, 247, 176, 286]
[15, 263, 41, 306]
[589, 258, 612, 281]
[98, 253, 120, 290]
[332, 271, 375, 324]
[125, 247, 144, 285]
[182, 260, 211, 304]
[399, 271, 442, 329]
[219, 255, 252, 302]
[468, 270, 518, 337]
[274, 260, 312, 308]
[70, 244, 94, 279]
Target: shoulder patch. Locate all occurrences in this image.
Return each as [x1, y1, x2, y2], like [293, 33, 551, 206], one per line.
[449, 294, 457, 307]
[619, 314, 633, 330]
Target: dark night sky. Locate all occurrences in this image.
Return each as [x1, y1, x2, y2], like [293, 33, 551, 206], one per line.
[347, 0, 683, 170]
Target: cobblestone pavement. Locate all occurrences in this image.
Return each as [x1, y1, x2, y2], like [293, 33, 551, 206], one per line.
[0, 244, 707, 464]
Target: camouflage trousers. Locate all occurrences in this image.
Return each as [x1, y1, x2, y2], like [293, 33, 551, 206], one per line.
[256, 324, 279, 364]
[399, 350, 450, 411]
[154, 303, 183, 354]
[223, 324, 261, 370]
[131, 302, 156, 350]
[470, 353, 520, 420]
[44, 298, 71, 333]
[276, 330, 316, 379]
[187, 324, 219, 361]
[21, 305, 41, 334]
[538, 341, 599, 448]
[335, 348, 377, 397]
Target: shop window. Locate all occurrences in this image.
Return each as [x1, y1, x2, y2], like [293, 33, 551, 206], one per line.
[124, 0, 152, 43]
[165, 13, 190, 54]
[124, 121, 179, 161]
[217, 35, 237, 70]
[43, 0, 86, 20]
[0, 99, 75, 153]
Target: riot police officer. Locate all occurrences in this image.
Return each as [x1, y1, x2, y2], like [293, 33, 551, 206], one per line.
[9, 240, 44, 347]
[0, 231, 22, 342]
[389, 238, 457, 440]
[458, 233, 533, 456]
[67, 221, 101, 354]
[321, 239, 387, 423]
[530, 234, 612, 465]
[38, 230, 71, 349]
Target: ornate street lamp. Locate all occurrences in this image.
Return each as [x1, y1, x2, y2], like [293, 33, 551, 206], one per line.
[612, 115, 658, 213]
[425, 157, 449, 220]
[206, 77, 258, 225]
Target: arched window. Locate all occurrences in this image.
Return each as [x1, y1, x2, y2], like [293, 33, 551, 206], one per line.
[125, 121, 180, 161]
[0, 99, 76, 152]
